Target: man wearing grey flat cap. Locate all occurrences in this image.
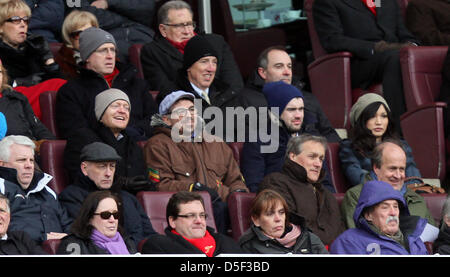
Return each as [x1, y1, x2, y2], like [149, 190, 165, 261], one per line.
[59, 141, 157, 245]
[56, 27, 157, 141]
[63, 88, 148, 190]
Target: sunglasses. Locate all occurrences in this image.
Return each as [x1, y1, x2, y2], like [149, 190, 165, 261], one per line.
[94, 211, 120, 220]
[69, 30, 83, 39]
[5, 16, 30, 25]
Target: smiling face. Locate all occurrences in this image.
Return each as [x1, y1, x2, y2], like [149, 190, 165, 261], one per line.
[90, 197, 119, 238]
[100, 99, 130, 136]
[252, 200, 286, 239]
[373, 143, 406, 191]
[187, 56, 217, 90]
[289, 140, 325, 183]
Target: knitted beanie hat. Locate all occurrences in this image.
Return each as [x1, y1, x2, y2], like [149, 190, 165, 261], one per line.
[262, 81, 303, 115]
[94, 88, 130, 121]
[79, 27, 117, 61]
[350, 93, 390, 127]
[183, 35, 218, 70]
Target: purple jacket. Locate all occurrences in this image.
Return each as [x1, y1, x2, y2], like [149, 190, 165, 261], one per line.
[330, 180, 428, 255]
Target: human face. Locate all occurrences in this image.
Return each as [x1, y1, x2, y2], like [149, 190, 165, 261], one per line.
[289, 140, 325, 183]
[169, 200, 206, 239]
[159, 8, 195, 43]
[0, 144, 34, 190]
[0, 11, 29, 48]
[187, 56, 217, 90]
[364, 200, 400, 236]
[280, 98, 304, 133]
[373, 143, 406, 191]
[252, 201, 286, 239]
[70, 23, 93, 50]
[258, 50, 292, 84]
[85, 43, 116, 75]
[90, 197, 119, 238]
[81, 161, 116, 189]
[163, 99, 197, 135]
[366, 104, 389, 142]
[0, 199, 10, 237]
[100, 100, 130, 137]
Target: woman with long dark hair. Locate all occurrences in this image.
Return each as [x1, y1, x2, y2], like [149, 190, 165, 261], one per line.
[339, 93, 421, 187]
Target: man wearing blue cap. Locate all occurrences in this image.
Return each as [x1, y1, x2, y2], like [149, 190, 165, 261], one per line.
[240, 81, 334, 193]
[330, 180, 429, 255]
[143, 90, 248, 234]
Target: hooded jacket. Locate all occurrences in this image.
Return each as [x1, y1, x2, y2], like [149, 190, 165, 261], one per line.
[238, 212, 328, 254]
[259, 158, 344, 245]
[330, 180, 429, 255]
[143, 114, 247, 201]
[0, 166, 72, 243]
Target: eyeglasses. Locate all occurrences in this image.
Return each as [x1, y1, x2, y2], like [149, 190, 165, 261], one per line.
[69, 30, 83, 39]
[163, 21, 196, 30]
[5, 16, 30, 25]
[177, 213, 208, 220]
[168, 106, 196, 117]
[94, 211, 120, 220]
[94, 47, 116, 56]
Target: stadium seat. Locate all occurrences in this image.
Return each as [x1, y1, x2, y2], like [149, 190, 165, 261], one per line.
[333, 193, 345, 208]
[39, 90, 60, 138]
[49, 42, 62, 59]
[40, 140, 68, 195]
[326, 142, 351, 193]
[228, 142, 243, 166]
[42, 239, 61, 254]
[128, 43, 144, 79]
[304, 0, 382, 130]
[227, 192, 256, 241]
[422, 193, 448, 225]
[136, 191, 217, 234]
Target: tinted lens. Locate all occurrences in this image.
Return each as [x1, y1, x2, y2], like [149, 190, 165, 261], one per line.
[69, 30, 82, 39]
[6, 16, 30, 24]
[98, 211, 119, 220]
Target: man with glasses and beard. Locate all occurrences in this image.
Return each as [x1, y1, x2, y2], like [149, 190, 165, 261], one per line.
[330, 180, 429, 255]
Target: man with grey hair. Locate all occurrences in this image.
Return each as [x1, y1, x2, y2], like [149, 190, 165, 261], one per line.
[434, 196, 450, 254]
[0, 194, 46, 254]
[260, 134, 345, 246]
[0, 135, 71, 243]
[140, 0, 243, 101]
[56, 27, 157, 140]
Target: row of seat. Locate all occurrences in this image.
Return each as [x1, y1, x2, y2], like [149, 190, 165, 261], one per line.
[40, 190, 447, 254]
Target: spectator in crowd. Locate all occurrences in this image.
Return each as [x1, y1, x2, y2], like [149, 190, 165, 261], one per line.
[25, 0, 65, 43]
[69, 0, 155, 62]
[0, 135, 71, 243]
[433, 195, 450, 254]
[241, 81, 334, 193]
[54, 10, 99, 80]
[0, 194, 46, 254]
[59, 142, 157, 245]
[239, 189, 328, 254]
[341, 140, 436, 229]
[241, 45, 340, 143]
[143, 90, 248, 233]
[56, 27, 157, 140]
[259, 134, 344, 246]
[63, 89, 148, 189]
[313, 0, 419, 130]
[141, 0, 243, 100]
[330, 180, 429, 255]
[57, 190, 137, 255]
[0, 58, 55, 144]
[0, 0, 65, 119]
[141, 191, 243, 256]
[339, 93, 421, 187]
[406, 0, 450, 46]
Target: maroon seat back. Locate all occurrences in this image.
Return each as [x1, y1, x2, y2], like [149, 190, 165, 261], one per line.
[39, 90, 60, 138]
[128, 43, 144, 79]
[49, 42, 62, 58]
[326, 142, 350, 193]
[304, 0, 327, 60]
[422, 193, 448, 225]
[136, 191, 217, 234]
[333, 193, 345, 208]
[228, 142, 244, 166]
[42, 239, 61, 254]
[227, 192, 256, 241]
[40, 140, 68, 195]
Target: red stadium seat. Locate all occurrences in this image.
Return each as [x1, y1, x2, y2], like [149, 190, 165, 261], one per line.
[326, 142, 351, 193]
[422, 193, 448, 225]
[40, 140, 68, 195]
[128, 43, 144, 79]
[39, 90, 60, 138]
[42, 239, 61, 255]
[227, 192, 256, 241]
[228, 142, 243, 166]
